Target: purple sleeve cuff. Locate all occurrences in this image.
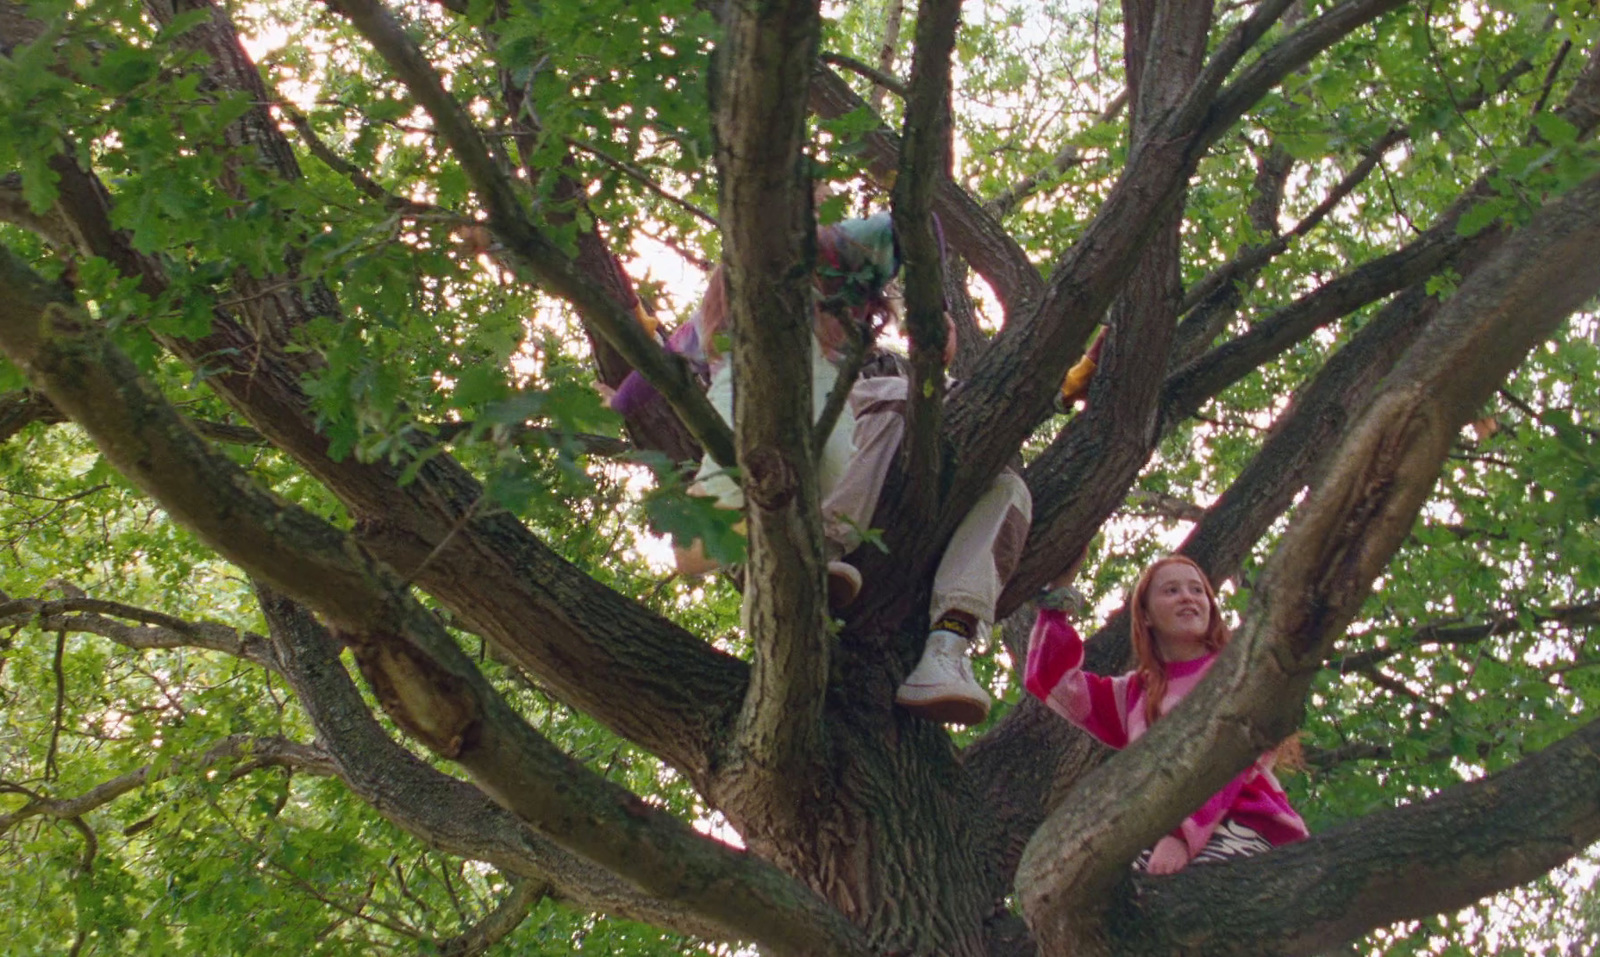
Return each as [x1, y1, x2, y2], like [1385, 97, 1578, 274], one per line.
[609, 370, 662, 417]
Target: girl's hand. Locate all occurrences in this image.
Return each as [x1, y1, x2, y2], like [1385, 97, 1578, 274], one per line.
[1038, 584, 1086, 614]
[1145, 836, 1190, 875]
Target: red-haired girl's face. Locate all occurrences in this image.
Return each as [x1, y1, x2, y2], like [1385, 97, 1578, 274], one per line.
[1143, 562, 1212, 662]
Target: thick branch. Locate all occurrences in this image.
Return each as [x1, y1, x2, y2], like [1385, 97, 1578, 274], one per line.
[1170, 282, 1444, 586]
[892, 0, 961, 528]
[253, 583, 734, 940]
[993, 0, 1216, 609]
[713, 0, 832, 822]
[0, 583, 731, 935]
[1111, 719, 1600, 956]
[1011, 39, 1600, 608]
[1176, 40, 1538, 359]
[1017, 166, 1600, 953]
[979, 46, 1595, 869]
[807, 66, 1043, 317]
[0, 252, 873, 956]
[26, 577, 734, 939]
[944, 0, 1411, 539]
[1187, 0, 1411, 146]
[1164, 37, 1600, 428]
[1171, 139, 1387, 365]
[35, 122, 740, 790]
[323, 0, 735, 467]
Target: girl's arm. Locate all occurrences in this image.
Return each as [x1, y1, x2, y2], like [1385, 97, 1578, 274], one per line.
[1025, 609, 1135, 748]
[1174, 759, 1310, 859]
[607, 369, 661, 417]
[606, 316, 709, 418]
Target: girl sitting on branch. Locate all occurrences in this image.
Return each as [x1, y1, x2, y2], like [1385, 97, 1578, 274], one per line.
[609, 213, 1033, 726]
[1025, 555, 1308, 872]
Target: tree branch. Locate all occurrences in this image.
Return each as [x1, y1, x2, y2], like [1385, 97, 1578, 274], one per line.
[819, 50, 906, 99]
[1162, 36, 1600, 429]
[0, 389, 63, 442]
[1121, 44, 1600, 600]
[807, 65, 1044, 317]
[1017, 165, 1600, 952]
[1001, 18, 1600, 617]
[982, 90, 1127, 220]
[31, 90, 743, 791]
[563, 136, 719, 228]
[1111, 718, 1600, 956]
[1189, 0, 1412, 147]
[869, 0, 907, 114]
[1166, 281, 1443, 590]
[1334, 599, 1600, 673]
[0, 172, 74, 246]
[891, 0, 962, 532]
[434, 878, 549, 957]
[0, 734, 335, 835]
[1123, 490, 1205, 524]
[1176, 45, 1537, 355]
[322, 0, 735, 468]
[713, 0, 833, 826]
[992, 0, 1217, 610]
[1172, 139, 1387, 364]
[944, 0, 1412, 549]
[0, 593, 280, 670]
[0, 250, 872, 956]
[252, 582, 735, 941]
[0, 582, 708, 933]
[1171, 0, 1300, 128]
[278, 101, 449, 217]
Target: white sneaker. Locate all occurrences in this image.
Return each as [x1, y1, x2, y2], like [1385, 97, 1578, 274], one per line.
[895, 630, 991, 725]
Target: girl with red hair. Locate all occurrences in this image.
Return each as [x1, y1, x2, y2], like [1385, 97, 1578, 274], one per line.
[1024, 556, 1308, 873]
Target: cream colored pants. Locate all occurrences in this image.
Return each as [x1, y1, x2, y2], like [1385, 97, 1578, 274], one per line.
[822, 376, 1032, 637]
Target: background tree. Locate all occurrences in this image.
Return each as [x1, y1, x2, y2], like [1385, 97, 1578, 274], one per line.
[2, 0, 1600, 954]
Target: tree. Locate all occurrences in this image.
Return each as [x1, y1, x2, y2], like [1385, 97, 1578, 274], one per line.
[2, 0, 1599, 953]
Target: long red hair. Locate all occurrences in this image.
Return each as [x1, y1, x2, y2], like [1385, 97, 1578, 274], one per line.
[1128, 555, 1230, 728]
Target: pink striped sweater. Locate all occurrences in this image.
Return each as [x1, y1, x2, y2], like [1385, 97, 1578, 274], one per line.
[1025, 608, 1309, 857]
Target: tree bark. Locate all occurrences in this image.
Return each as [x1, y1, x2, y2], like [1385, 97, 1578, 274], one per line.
[712, 0, 834, 847]
[1017, 166, 1600, 955]
[1113, 717, 1600, 956]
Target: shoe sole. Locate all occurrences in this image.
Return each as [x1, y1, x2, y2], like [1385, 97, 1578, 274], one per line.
[895, 692, 990, 726]
[826, 563, 861, 611]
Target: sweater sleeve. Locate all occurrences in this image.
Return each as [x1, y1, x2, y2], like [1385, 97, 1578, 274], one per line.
[608, 313, 709, 418]
[1177, 757, 1311, 855]
[1025, 609, 1135, 749]
[609, 370, 661, 417]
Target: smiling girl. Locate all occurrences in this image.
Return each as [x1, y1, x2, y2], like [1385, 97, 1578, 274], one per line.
[1024, 555, 1308, 873]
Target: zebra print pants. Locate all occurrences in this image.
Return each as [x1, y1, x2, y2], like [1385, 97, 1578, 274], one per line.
[1134, 819, 1274, 871]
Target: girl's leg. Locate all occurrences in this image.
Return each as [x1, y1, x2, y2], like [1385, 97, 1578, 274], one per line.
[895, 470, 1032, 725]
